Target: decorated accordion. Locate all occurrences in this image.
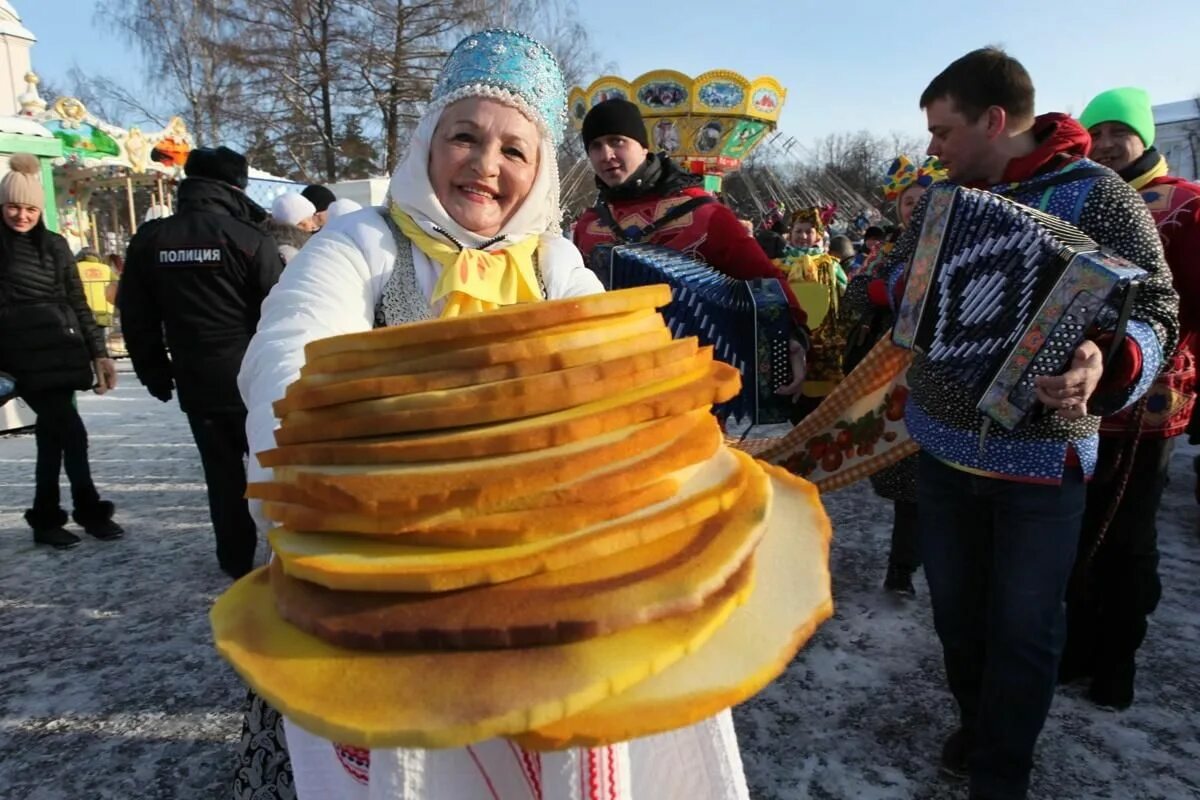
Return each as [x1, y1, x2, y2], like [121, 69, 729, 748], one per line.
[893, 184, 1146, 430]
[588, 243, 794, 424]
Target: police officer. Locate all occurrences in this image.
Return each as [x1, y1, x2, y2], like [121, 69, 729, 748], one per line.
[118, 146, 283, 578]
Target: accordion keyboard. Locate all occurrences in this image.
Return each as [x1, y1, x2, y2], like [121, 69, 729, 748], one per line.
[894, 184, 1145, 430]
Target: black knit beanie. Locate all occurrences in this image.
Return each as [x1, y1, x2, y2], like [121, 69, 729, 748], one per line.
[582, 99, 649, 149]
[302, 184, 337, 212]
[184, 146, 249, 189]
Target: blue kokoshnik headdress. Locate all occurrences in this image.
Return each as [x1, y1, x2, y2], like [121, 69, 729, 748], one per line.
[431, 29, 568, 145]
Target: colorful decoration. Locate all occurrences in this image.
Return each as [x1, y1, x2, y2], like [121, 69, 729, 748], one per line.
[430, 29, 568, 144]
[882, 156, 948, 201]
[789, 207, 826, 236]
[13, 73, 198, 251]
[33, 91, 195, 177]
[571, 70, 786, 192]
[739, 339, 919, 492]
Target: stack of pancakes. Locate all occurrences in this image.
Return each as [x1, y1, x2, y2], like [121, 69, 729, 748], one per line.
[211, 285, 833, 750]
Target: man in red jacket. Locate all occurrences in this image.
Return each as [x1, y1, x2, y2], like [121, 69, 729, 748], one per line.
[573, 98, 808, 395]
[1059, 87, 1200, 710]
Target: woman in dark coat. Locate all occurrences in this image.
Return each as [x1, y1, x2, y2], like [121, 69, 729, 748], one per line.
[0, 153, 123, 548]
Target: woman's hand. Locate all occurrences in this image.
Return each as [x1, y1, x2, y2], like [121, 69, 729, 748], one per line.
[774, 338, 808, 400]
[93, 358, 118, 395]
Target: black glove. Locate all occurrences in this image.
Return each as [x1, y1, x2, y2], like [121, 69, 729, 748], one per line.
[147, 381, 173, 403]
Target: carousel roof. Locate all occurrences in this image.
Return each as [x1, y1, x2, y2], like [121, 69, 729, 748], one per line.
[570, 70, 787, 174]
[0, 114, 51, 137]
[14, 74, 195, 177]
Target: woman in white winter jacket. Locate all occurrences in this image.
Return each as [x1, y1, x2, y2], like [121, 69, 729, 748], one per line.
[233, 29, 751, 800]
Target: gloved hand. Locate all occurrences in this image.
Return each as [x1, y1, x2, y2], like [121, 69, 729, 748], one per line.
[147, 381, 173, 403]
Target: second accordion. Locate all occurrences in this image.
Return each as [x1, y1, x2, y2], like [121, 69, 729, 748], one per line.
[893, 183, 1146, 430]
[587, 243, 795, 425]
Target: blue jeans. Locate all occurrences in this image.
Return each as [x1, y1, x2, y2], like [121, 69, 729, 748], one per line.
[918, 452, 1084, 800]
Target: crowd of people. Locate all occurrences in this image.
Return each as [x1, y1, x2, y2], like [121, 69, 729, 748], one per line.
[0, 25, 1196, 800]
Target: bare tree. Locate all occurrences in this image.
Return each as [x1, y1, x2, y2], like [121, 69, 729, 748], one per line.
[348, 0, 484, 174]
[96, 0, 242, 146]
[223, 0, 351, 181]
[59, 66, 169, 129]
[809, 130, 925, 203]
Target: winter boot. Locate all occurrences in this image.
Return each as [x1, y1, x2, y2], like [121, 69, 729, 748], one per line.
[25, 508, 80, 550]
[72, 500, 124, 541]
[1089, 659, 1136, 710]
[939, 728, 971, 781]
[884, 562, 916, 596]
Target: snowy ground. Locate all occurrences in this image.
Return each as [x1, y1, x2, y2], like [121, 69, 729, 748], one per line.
[1, 363, 1197, 799]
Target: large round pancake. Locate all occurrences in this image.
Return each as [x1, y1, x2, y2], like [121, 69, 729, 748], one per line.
[276, 328, 676, 415]
[298, 309, 668, 380]
[263, 410, 720, 518]
[267, 430, 716, 542]
[304, 285, 672, 360]
[281, 339, 701, 429]
[262, 479, 680, 549]
[211, 556, 752, 749]
[271, 453, 770, 649]
[257, 361, 740, 467]
[250, 412, 703, 507]
[515, 463, 834, 750]
[247, 410, 710, 522]
[275, 348, 714, 445]
[269, 447, 747, 592]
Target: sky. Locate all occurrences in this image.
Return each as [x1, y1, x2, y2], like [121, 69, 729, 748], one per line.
[17, 0, 1200, 164]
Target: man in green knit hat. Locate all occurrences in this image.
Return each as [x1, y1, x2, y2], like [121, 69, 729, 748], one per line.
[1063, 87, 1200, 709]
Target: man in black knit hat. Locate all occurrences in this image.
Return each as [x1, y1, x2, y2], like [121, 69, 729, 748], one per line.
[573, 98, 809, 396]
[118, 146, 284, 578]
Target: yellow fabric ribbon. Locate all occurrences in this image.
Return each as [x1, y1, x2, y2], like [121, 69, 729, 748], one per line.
[389, 207, 543, 318]
[1128, 153, 1170, 190]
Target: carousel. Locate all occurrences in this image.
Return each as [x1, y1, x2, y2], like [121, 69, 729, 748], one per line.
[562, 69, 880, 231]
[15, 73, 194, 255]
[568, 69, 786, 194]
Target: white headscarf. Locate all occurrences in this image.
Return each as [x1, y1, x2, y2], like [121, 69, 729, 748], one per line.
[387, 89, 563, 252]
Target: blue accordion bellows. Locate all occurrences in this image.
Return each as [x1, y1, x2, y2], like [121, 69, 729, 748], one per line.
[894, 184, 1146, 430]
[587, 243, 795, 425]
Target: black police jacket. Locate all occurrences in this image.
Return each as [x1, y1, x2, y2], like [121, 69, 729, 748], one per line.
[118, 178, 284, 414]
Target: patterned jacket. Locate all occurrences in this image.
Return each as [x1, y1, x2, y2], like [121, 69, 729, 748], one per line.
[884, 114, 1179, 483]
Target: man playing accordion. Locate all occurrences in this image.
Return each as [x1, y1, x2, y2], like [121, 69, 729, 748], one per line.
[880, 48, 1179, 800]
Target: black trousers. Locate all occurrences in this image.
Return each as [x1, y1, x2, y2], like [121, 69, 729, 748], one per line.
[889, 499, 920, 572]
[186, 411, 257, 576]
[21, 389, 100, 515]
[919, 453, 1085, 800]
[1064, 435, 1171, 677]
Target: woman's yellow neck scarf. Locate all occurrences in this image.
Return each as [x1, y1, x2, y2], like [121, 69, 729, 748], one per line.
[390, 207, 543, 318]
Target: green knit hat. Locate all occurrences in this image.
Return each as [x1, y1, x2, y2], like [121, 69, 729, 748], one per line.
[1080, 87, 1156, 147]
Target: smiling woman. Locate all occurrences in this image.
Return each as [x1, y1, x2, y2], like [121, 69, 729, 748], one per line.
[233, 27, 754, 800]
[429, 99, 541, 237]
[0, 154, 123, 549]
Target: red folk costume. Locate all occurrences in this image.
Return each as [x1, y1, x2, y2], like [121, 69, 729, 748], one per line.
[573, 153, 807, 327]
[1099, 154, 1200, 438]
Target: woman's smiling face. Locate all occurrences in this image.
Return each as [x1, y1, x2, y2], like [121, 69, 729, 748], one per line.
[428, 98, 541, 237]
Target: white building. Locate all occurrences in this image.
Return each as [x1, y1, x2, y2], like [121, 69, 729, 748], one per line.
[1154, 99, 1200, 181]
[0, 0, 33, 118]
